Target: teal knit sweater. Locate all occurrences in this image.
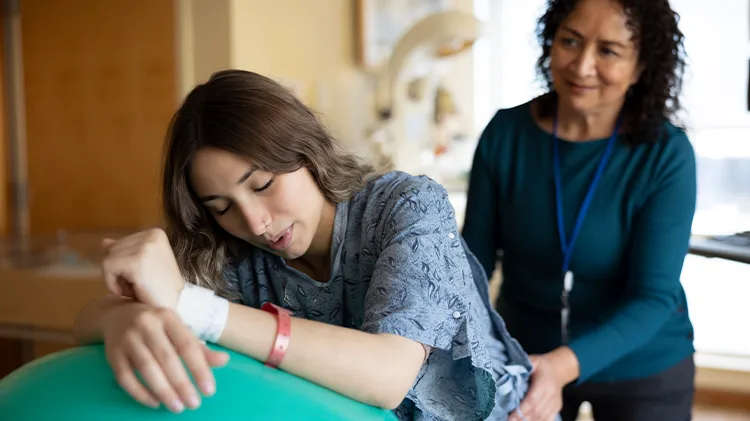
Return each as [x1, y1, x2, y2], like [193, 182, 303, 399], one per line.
[462, 101, 696, 383]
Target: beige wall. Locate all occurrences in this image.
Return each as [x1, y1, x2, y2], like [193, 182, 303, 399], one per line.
[229, 0, 374, 154]
[176, 0, 477, 158]
[176, 0, 372, 154]
[175, 0, 232, 97]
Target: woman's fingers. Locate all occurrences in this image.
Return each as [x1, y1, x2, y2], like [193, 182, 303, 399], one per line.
[108, 309, 224, 412]
[109, 351, 160, 409]
[143, 318, 202, 409]
[204, 346, 230, 368]
[513, 378, 548, 421]
[101, 254, 131, 295]
[164, 315, 220, 397]
[117, 277, 137, 299]
[526, 386, 559, 421]
[528, 355, 542, 371]
[99, 229, 186, 309]
[128, 336, 185, 413]
[101, 238, 116, 250]
[517, 386, 540, 419]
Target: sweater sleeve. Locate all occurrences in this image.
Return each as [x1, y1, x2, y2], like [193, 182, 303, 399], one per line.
[568, 133, 697, 382]
[462, 119, 501, 279]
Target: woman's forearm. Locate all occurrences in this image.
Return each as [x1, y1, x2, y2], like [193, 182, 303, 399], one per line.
[73, 294, 136, 344]
[75, 296, 426, 409]
[219, 303, 426, 409]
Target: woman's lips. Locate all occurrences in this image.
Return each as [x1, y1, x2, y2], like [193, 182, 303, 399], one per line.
[567, 80, 596, 94]
[268, 225, 293, 251]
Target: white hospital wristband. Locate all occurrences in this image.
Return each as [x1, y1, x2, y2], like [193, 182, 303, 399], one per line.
[175, 283, 230, 343]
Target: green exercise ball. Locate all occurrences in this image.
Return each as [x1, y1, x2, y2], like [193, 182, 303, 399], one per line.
[0, 344, 397, 421]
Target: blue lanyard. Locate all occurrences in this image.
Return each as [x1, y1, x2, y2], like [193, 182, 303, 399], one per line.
[552, 115, 621, 275]
[554, 114, 620, 344]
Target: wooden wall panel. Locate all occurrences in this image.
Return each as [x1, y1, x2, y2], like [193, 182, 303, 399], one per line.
[21, 0, 176, 234]
[0, 4, 8, 237]
[0, 339, 23, 379]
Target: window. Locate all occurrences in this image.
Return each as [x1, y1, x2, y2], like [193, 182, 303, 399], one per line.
[471, 0, 750, 368]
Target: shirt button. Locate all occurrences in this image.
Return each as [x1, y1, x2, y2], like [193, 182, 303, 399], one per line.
[452, 311, 461, 319]
[448, 232, 455, 239]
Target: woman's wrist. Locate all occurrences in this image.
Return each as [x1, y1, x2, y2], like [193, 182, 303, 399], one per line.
[75, 295, 138, 344]
[99, 296, 144, 328]
[546, 346, 581, 386]
[175, 284, 230, 343]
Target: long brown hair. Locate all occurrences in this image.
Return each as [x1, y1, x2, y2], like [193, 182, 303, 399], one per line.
[161, 69, 378, 299]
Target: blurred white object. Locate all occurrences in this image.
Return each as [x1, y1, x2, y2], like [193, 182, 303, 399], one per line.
[368, 10, 485, 176]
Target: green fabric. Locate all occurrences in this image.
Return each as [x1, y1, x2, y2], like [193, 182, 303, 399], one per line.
[462, 102, 696, 384]
[0, 344, 397, 420]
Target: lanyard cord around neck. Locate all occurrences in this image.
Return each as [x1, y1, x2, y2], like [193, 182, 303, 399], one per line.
[552, 112, 621, 343]
[552, 115, 621, 274]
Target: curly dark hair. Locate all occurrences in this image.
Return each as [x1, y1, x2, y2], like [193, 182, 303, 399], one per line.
[534, 0, 687, 144]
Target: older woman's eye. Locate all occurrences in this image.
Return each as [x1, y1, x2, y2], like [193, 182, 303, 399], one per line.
[561, 37, 578, 47]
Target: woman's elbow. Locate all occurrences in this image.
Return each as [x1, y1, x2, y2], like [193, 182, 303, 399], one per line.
[358, 367, 414, 409]
[371, 380, 411, 410]
[364, 365, 418, 410]
[370, 336, 425, 409]
[378, 392, 408, 411]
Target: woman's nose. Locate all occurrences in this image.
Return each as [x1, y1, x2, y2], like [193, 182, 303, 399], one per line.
[240, 205, 269, 237]
[570, 47, 597, 79]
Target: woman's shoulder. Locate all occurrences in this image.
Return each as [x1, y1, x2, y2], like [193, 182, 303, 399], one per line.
[348, 172, 456, 239]
[637, 121, 695, 167]
[661, 121, 693, 149]
[483, 100, 536, 134]
[356, 171, 449, 206]
[475, 99, 544, 159]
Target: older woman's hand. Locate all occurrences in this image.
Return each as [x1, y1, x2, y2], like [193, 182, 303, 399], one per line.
[101, 228, 186, 309]
[510, 347, 580, 421]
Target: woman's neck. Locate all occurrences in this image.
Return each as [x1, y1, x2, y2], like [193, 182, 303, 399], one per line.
[288, 200, 337, 282]
[555, 101, 623, 142]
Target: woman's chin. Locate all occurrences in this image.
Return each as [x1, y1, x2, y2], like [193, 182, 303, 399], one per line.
[275, 244, 305, 261]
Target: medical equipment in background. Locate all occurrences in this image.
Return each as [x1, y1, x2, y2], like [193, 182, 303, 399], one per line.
[367, 10, 484, 176]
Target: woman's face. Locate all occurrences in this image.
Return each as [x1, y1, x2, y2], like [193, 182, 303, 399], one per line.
[549, 0, 643, 116]
[189, 147, 329, 260]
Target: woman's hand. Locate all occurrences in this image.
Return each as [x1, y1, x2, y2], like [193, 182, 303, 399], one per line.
[102, 302, 229, 413]
[101, 228, 185, 309]
[510, 347, 580, 421]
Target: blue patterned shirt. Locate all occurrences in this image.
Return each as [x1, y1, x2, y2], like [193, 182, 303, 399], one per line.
[226, 171, 532, 420]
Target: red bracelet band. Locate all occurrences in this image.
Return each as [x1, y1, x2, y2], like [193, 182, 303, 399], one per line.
[260, 302, 292, 368]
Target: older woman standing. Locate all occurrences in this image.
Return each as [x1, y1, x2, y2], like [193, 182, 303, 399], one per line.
[463, 0, 695, 420]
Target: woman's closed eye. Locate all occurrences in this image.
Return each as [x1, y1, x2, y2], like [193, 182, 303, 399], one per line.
[253, 178, 275, 193]
[210, 178, 275, 216]
[216, 204, 232, 216]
